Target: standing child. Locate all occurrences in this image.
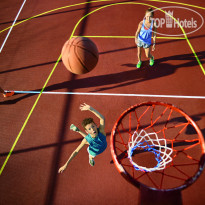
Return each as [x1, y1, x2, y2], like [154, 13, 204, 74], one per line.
[135, 8, 157, 68]
[58, 103, 107, 173]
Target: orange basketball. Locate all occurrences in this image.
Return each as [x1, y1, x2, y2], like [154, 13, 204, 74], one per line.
[61, 37, 99, 74]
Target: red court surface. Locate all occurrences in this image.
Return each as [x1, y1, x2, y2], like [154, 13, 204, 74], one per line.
[0, 0, 205, 204]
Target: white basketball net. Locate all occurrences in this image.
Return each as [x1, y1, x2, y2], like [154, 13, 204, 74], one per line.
[128, 130, 173, 172]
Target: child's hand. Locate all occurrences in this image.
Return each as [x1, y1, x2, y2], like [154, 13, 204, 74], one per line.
[58, 164, 67, 174]
[70, 124, 80, 132]
[80, 103, 91, 111]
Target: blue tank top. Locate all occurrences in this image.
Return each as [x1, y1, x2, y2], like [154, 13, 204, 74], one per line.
[85, 129, 107, 157]
[138, 19, 153, 45]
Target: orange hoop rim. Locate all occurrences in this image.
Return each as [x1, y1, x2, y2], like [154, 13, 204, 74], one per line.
[110, 101, 205, 191]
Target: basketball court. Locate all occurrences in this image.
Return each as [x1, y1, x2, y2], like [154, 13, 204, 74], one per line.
[0, 0, 205, 204]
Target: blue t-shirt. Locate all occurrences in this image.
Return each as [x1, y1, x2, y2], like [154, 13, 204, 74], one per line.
[138, 19, 153, 45]
[85, 129, 107, 157]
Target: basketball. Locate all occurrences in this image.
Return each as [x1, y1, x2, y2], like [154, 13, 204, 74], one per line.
[61, 37, 99, 74]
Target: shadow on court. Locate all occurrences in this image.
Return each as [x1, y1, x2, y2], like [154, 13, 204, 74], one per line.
[1, 50, 204, 105]
[139, 185, 182, 205]
[0, 60, 61, 75]
[0, 35, 204, 75]
[0, 3, 108, 26]
[44, 1, 92, 205]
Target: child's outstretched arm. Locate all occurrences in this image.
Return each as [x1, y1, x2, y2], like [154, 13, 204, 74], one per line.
[70, 124, 87, 138]
[58, 138, 87, 173]
[152, 21, 157, 51]
[80, 103, 105, 135]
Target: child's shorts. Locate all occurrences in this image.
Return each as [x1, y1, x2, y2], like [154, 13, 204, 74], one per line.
[137, 39, 151, 49]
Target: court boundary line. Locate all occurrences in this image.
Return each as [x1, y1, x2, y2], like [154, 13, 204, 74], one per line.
[1, 0, 204, 174]
[6, 90, 205, 99]
[0, 0, 27, 53]
[74, 35, 186, 39]
[0, 1, 204, 74]
[71, 2, 205, 74]
[1, 0, 205, 34]
[0, 0, 111, 34]
[0, 54, 62, 175]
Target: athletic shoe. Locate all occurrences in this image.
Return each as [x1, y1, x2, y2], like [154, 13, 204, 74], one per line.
[70, 124, 80, 132]
[136, 61, 142, 68]
[89, 158, 95, 166]
[149, 56, 154, 66]
[3, 91, 14, 97]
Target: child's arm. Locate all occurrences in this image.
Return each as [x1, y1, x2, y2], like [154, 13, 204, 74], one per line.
[58, 138, 87, 173]
[135, 21, 143, 44]
[70, 124, 87, 138]
[80, 103, 105, 135]
[152, 21, 157, 51]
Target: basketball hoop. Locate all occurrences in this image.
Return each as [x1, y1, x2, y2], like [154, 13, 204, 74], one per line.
[110, 102, 205, 191]
[128, 129, 173, 172]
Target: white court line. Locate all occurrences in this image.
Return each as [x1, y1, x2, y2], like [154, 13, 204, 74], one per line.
[6, 90, 205, 99]
[0, 0, 27, 53]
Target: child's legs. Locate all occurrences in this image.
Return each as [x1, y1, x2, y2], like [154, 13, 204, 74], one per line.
[88, 154, 95, 166]
[89, 154, 95, 160]
[87, 147, 95, 160]
[137, 46, 142, 61]
[144, 47, 153, 59]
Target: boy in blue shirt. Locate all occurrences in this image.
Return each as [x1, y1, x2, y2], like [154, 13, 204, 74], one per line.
[58, 103, 107, 173]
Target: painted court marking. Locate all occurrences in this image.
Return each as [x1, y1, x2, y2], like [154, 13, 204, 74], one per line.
[71, 2, 205, 74]
[6, 90, 205, 99]
[0, 0, 27, 53]
[74, 35, 187, 39]
[1, 0, 205, 174]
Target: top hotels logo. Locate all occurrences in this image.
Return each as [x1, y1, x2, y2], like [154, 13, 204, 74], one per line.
[149, 6, 204, 36]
